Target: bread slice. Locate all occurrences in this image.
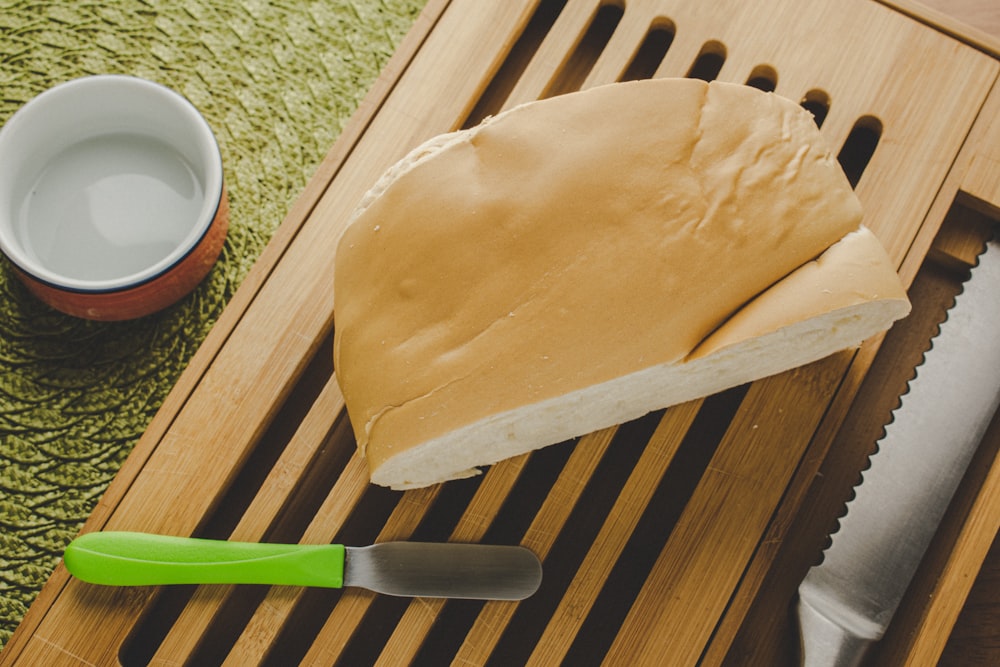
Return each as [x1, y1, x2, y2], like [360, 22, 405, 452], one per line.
[333, 78, 910, 489]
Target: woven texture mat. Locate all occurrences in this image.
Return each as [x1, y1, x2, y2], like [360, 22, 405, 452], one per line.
[0, 0, 424, 647]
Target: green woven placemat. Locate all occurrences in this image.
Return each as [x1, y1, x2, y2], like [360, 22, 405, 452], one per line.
[0, 0, 425, 647]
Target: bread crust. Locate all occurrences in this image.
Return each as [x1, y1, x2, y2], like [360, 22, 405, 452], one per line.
[333, 78, 909, 489]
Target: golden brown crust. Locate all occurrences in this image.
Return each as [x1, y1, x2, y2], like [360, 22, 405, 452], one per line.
[333, 78, 906, 488]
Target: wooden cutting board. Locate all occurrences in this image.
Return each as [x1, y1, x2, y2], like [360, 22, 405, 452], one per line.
[3, 0, 998, 664]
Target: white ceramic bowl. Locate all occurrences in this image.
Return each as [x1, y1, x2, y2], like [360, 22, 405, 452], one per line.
[0, 75, 228, 320]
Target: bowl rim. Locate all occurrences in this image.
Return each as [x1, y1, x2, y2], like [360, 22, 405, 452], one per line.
[0, 74, 225, 294]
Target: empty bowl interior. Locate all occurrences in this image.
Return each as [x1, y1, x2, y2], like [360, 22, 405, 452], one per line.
[0, 76, 223, 291]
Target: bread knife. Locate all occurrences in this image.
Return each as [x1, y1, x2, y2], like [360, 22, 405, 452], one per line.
[64, 531, 542, 600]
[797, 231, 1000, 666]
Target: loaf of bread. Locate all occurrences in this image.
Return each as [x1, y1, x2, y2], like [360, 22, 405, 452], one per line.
[333, 78, 910, 489]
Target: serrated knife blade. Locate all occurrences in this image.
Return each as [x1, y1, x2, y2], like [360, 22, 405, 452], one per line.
[796, 231, 1000, 667]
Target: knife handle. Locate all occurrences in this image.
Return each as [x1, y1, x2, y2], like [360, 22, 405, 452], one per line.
[797, 593, 876, 667]
[63, 532, 345, 588]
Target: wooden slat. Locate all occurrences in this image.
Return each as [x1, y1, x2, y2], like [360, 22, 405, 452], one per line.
[960, 84, 1000, 216]
[499, 0, 601, 105]
[581, 0, 663, 85]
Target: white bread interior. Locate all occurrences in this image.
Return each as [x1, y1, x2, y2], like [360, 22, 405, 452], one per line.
[333, 78, 910, 489]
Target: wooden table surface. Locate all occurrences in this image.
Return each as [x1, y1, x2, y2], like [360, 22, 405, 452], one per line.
[921, 0, 1000, 36]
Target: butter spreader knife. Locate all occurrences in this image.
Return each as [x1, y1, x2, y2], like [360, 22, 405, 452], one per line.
[64, 531, 542, 600]
[797, 231, 1000, 666]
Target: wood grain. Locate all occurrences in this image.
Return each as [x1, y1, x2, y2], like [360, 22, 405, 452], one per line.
[899, 0, 1000, 37]
[933, 0, 1000, 36]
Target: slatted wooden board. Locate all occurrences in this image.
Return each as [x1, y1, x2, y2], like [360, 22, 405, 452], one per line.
[4, 0, 999, 664]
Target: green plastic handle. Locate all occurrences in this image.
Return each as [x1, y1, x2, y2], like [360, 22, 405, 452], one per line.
[63, 532, 345, 588]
